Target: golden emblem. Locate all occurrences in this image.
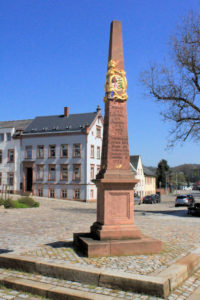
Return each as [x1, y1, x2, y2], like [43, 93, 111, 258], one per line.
[104, 60, 128, 102]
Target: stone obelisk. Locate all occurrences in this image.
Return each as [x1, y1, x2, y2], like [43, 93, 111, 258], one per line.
[73, 21, 162, 257]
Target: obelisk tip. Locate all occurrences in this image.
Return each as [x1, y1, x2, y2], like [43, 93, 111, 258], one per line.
[108, 20, 124, 70]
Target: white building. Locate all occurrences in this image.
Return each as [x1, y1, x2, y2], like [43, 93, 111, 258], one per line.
[130, 155, 156, 199]
[0, 120, 32, 194]
[0, 106, 103, 202]
[130, 155, 145, 199]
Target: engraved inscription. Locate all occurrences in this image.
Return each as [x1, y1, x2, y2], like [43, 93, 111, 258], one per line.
[102, 101, 130, 170]
[109, 105, 129, 166]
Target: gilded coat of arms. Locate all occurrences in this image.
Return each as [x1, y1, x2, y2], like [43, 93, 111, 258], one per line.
[104, 60, 128, 102]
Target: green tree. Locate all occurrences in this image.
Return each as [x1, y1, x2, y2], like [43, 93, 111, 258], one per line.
[156, 159, 170, 188]
[141, 11, 200, 146]
[171, 172, 186, 186]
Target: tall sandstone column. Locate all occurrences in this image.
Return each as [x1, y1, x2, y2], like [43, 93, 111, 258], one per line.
[73, 21, 162, 257]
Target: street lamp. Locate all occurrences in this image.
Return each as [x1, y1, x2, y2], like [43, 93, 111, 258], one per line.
[165, 172, 169, 195]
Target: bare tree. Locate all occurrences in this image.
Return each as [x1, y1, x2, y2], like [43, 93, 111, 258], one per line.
[141, 12, 200, 146]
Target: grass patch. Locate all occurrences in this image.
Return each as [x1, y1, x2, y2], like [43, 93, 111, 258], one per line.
[0, 197, 40, 209]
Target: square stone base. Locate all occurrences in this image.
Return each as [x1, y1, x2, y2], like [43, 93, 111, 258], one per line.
[73, 233, 162, 257]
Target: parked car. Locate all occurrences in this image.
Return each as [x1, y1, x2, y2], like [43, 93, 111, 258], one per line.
[183, 186, 192, 191]
[134, 193, 141, 205]
[175, 195, 194, 207]
[143, 195, 156, 204]
[188, 203, 200, 216]
[186, 194, 195, 206]
[152, 194, 161, 203]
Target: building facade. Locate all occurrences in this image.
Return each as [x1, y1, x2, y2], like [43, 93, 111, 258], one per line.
[0, 107, 103, 202]
[0, 120, 32, 194]
[130, 155, 156, 199]
[143, 166, 156, 196]
[130, 155, 145, 199]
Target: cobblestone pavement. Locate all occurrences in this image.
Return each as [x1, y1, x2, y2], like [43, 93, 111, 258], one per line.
[0, 195, 200, 299]
[168, 268, 200, 300]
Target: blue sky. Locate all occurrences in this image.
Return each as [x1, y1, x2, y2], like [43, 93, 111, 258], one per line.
[1, 0, 200, 167]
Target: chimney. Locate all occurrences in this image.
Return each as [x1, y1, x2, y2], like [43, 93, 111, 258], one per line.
[85, 122, 90, 134]
[64, 107, 69, 117]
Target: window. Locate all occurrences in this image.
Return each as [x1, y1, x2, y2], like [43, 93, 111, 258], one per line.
[90, 164, 95, 180]
[6, 133, 11, 141]
[0, 134, 4, 142]
[0, 150, 2, 163]
[37, 145, 44, 159]
[8, 149, 14, 163]
[25, 146, 32, 159]
[60, 164, 68, 181]
[37, 165, 44, 181]
[73, 164, 81, 181]
[90, 189, 94, 199]
[96, 126, 101, 138]
[90, 145, 94, 158]
[7, 172, 14, 186]
[0, 173, 2, 185]
[97, 146, 101, 159]
[61, 189, 68, 199]
[49, 189, 55, 198]
[73, 144, 81, 158]
[74, 188, 80, 200]
[60, 144, 68, 157]
[48, 165, 56, 181]
[97, 165, 101, 174]
[49, 145, 56, 158]
[38, 188, 43, 197]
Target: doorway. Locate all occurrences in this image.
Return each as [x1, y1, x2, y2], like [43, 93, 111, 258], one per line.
[26, 167, 33, 192]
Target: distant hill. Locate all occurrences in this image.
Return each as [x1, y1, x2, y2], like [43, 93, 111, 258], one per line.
[172, 164, 200, 182]
[145, 164, 200, 183]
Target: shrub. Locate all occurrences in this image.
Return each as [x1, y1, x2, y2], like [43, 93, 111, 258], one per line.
[18, 197, 35, 207]
[4, 198, 16, 208]
[0, 198, 5, 206]
[13, 202, 29, 208]
[3, 197, 40, 209]
[33, 201, 40, 207]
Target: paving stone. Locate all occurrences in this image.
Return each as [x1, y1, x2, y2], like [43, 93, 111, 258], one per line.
[0, 195, 200, 299]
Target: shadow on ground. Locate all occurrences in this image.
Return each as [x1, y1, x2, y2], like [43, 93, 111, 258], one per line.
[45, 241, 85, 257]
[0, 249, 13, 254]
[54, 208, 96, 214]
[46, 241, 73, 248]
[135, 208, 191, 218]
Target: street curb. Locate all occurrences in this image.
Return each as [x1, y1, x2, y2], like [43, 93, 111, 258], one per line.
[0, 249, 200, 299]
[187, 286, 200, 300]
[159, 248, 200, 291]
[0, 253, 169, 298]
[0, 275, 116, 300]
